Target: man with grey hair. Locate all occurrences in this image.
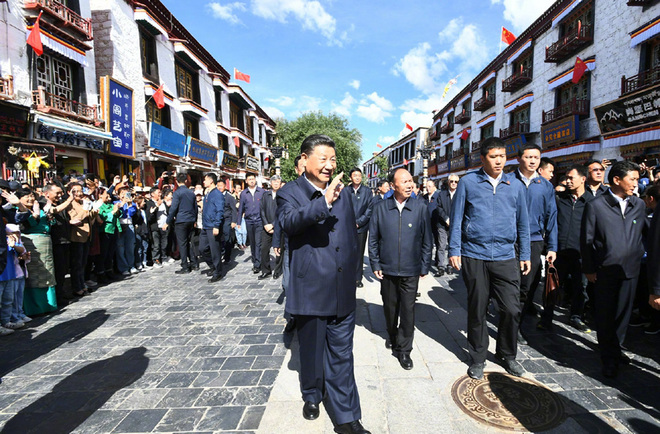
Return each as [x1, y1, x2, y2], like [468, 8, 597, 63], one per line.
[259, 175, 282, 279]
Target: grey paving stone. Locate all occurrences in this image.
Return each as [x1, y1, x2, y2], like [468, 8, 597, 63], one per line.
[196, 406, 245, 431]
[239, 405, 266, 430]
[157, 372, 199, 388]
[194, 388, 237, 407]
[221, 356, 256, 370]
[112, 408, 167, 432]
[156, 388, 204, 408]
[226, 370, 262, 387]
[232, 387, 272, 406]
[154, 407, 206, 432]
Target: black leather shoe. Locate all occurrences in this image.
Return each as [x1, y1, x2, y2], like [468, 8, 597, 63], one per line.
[468, 362, 485, 380]
[334, 420, 371, 434]
[203, 268, 215, 276]
[208, 275, 222, 283]
[497, 355, 524, 377]
[302, 401, 319, 420]
[434, 269, 445, 277]
[517, 330, 528, 345]
[284, 318, 296, 333]
[252, 267, 260, 274]
[258, 271, 272, 280]
[398, 353, 413, 370]
[272, 271, 282, 279]
[192, 264, 200, 271]
[356, 281, 364, 288]
[175, 268, 191, 274]
[385, 335, 396, 349]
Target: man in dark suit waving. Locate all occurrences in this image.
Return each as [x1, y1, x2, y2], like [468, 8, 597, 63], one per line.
[277, 135, 370, 434]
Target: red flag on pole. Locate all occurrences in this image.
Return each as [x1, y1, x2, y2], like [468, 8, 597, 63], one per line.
[233, 136, 240, 148]
[405, 123, 413, 131]
[27, 11, 44, 56]
[460, 129, 469, 140]
[376, 143, 382, 148]
[572, 57, 588, 83]
[501, 27, 516, 45]
[234, 68, 250, 83]
[153, 84, 165, 109]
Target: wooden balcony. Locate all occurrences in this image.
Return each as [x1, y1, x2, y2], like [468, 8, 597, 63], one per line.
[474, 93, 495, 112]
[545, 23, 593, 63]
[25, 0, 93, 40]
[502, 67, 532, 93]
[542, 98, 589, 124]
[440, 122, 454, 134]
[455, 110, 471, 125]
[471, 140, 483, 151]
[621, 66, 660, 96]
[500, 122, 530, 139]
[32, 86, 102, 125]
[429, 130, 439, 140]
[0, 76, 14, 100]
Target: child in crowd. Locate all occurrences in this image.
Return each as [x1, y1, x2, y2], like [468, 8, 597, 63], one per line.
[1, 225, 26, 334]
[6, 224, 31, 326]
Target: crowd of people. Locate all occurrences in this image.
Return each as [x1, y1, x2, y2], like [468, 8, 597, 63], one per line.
[1, 133, 660, 433]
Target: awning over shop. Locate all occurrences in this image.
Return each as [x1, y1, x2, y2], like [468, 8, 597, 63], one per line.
[35, 114, 112, 140]
[476, 113, 496, 128]
[25, 26, 88, 67]
[552, 0, 584, 28]
[507, 39, 533, 65]
[603, 124, 660, 149]
[542, 140, 600, 158]
[630, 15, 660, 48]
[504, 93, 534, 115]
[548, 58, 596, 91]
[478, 71, 496, 89]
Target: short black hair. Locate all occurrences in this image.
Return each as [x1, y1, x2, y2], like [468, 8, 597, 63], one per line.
[480, 137, 506, 156]
[176, 173, 188, 183]
[205, 172, 218, 184]
[300, 134, 335, 156]
[517, 144, 542, 157]
[293, 155, 301, 168]
[376, 179, 389, 188]
[426, 179, 437, 188]
[567, 164, 588, 178]
[608, 160, 640, 185]
[85, 173, 99, 181]
[349, 167, 362, 176]
[585, 159, 604, 170]
[149, 187, 160, 195]
[246, 173, 256, 179]
[644, 185, 660, 202]
[539, 157, 555, 170]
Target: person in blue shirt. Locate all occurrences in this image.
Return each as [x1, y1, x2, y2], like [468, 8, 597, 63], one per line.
[114, 188, 138, 276]
[449, 137, 531, 380]
[237, 174, 265, 273]
[199, 173, 225, 283]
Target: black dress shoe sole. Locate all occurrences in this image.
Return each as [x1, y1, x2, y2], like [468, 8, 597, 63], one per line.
[302, 402, 320, 420]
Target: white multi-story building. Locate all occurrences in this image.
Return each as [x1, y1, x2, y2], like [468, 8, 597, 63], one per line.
[364, 127, 428, 187]
[0, 0, 275, 186]
[429, 0, 660, 181]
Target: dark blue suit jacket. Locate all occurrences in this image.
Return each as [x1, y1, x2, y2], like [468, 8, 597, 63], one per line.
[202, 188, 225, 230]
[166, 185, 197, 225]
[277, 176, 359, 317]
[436, 189, 452, 230]
[349, 184, 372, 234]
[648, 211, 660, 296]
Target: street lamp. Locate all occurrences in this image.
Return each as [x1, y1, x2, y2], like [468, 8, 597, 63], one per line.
[417, 146, 436, 192]
[269, 137, 288, 176]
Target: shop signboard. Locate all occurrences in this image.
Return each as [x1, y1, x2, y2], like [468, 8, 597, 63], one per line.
[438, 160, 450, 174]
[468, 151, 481, 168]
[101, 76, 135, 158]
[595, 85, 660, 134]
[0, 101, 29, 139]
[218, 150, 239, 170]
[148, 122, 186, 157]
[503, 134, 526, 157]
[542, 115, 578, 148]
[246, 155, 260, 173]
[187, 137, 217, 164]
[451, 155, 466, 171]
[428, 164, 437, 176]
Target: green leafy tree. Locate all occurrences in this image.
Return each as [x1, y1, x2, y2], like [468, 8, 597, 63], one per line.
[374, 155, 389, 180]
[276, 111, 362, 183]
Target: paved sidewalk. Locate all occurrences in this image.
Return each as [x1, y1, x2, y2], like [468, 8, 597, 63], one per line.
[259, 261, 660, 433]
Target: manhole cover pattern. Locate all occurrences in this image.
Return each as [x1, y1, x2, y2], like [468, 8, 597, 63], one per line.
[451, 372, 566, 432]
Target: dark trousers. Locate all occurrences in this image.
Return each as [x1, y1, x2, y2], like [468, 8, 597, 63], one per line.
[437, 228, 448, 268]
[519, 240, 544, 324]
[381, 275, 419, 354]
[69, 241, 89, 292]
[190, 227, 201, 267]
[431, 224, 440, 267]
[261, 229, 273, 273]
[99, 232, 117, 275]
[52, 243, 71, 300]
[151, 228, 167, 263]
[594, 268, 638, 366]
[542, 249, 587, 323]
[273, 240, 284, 276]
[245, 221, 262, 268]
[355, 231, 368, 282]
[222, 220, 233, 262]
[199, 228, 222, 278]
[296, 311, 361, 425]
[462, 257, 521, 364]
[174, 222, 195, 270]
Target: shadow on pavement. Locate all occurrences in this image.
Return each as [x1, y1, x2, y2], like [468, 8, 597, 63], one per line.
[0, 310, 110, 379]
[1, 347, 148, 434]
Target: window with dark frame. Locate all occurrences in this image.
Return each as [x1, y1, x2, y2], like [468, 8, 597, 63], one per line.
[139, 30, 158, 80]
[175, 61, 199, 102]
[513, 53, 533, 78]
[218, 134, 229, 152]
[34, 52, 85, 104]
[511, 105, 530, 129]
[485, 81, 496, 101]
[215, 91, 224, 123]
[183, 114, 199, 139]
[230, 102, 245, 130]
[481, 123, 494, 141]
[558, 75, 590, 107]
[560, 2, 593, 39]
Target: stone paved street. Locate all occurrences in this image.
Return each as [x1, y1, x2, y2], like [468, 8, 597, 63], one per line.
[0, 249, 659, 433]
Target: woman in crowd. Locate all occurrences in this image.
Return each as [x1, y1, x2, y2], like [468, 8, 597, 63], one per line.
[233, 184, 247, 250]
[66, 182, 99, 296]
[97, 188, 122, 283]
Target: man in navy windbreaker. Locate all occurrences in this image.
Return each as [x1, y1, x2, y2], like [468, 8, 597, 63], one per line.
[513, 144, 557, 344]
[237, 173, 265, 273]
[199, 173, 225, 282]
[449, 137, 531, 380]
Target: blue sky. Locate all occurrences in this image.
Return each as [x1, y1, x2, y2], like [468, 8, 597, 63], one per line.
[162, 0, 555, 163]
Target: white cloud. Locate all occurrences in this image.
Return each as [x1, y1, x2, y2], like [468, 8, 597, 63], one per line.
[378, 136, 396, 147]
[251, 0, 338, 43]
[355, 92, 394, 123]
[208, 2, 247, 25]
[349, 79, 360, 90]
[393, 42, 449, 95]
[262, 106, 285, 119]
[331, 92, 356, 117]
[268, 96, 295, 107]
[491, 0, 555, 32]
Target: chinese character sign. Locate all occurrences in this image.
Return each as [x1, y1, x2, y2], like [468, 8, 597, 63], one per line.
[104, 77, 134, 158]
[594, 86, 660, 135]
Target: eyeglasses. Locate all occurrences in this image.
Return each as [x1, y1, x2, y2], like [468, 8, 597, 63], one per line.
[449, 180, 459, 183]
[590, 168, 604, 173]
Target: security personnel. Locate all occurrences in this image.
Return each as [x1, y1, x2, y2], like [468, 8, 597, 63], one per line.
[348, 168, 372, 288]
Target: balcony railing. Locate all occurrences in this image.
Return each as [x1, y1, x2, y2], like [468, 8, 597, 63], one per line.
[0, 76, 14, 100]
[452, 147, 466, 157]
[455, 110, 471, 124]
[621, 66, 660, 96]
[440, 122, 454, 134]
[500, 122, 530, 139]
[502, 67, 533, 93]
[474, 93, 495, 112]
[32, 86, 101, 125]
[471, 140, 483, 151]
[25, 0, 93, 40]
[429, 130, 439, 140]
[542, 98, 590, 124]
[545, 23, 593, 63]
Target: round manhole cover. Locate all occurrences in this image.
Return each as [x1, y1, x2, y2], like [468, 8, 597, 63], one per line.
[451, 372, 566, 431]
